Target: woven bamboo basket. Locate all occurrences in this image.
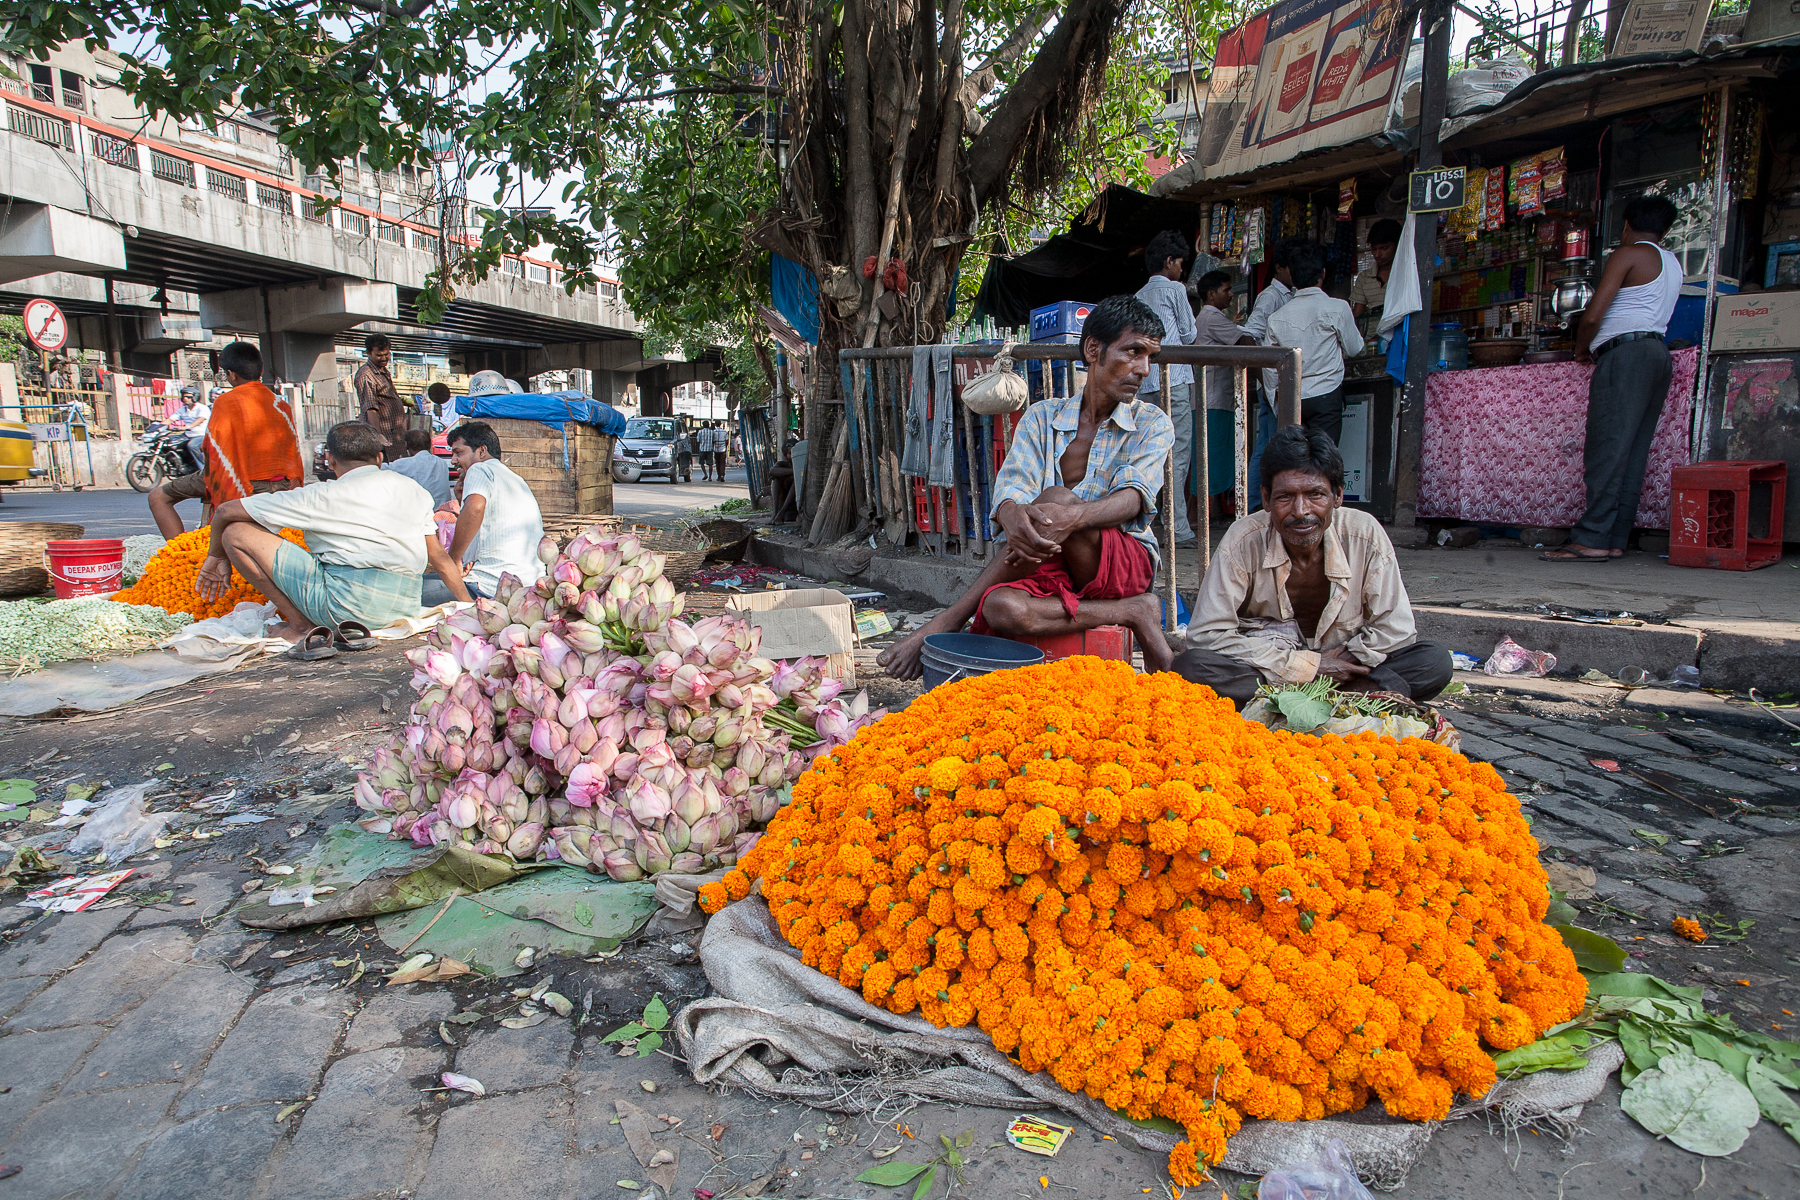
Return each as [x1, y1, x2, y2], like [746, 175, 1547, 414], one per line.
[631, 525, 709, 589]
[542, 513, 624, 549]
[0, 522, 85, 598]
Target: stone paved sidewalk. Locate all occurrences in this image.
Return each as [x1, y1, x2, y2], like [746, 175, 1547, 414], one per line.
[0, 654, 1795, 1200]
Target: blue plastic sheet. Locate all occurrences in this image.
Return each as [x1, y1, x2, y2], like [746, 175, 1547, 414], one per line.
[771, 255, 821, 346]
[455, 390, 628, 436]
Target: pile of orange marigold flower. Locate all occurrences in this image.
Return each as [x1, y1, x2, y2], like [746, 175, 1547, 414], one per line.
[700, 657, 1585, 1184]
[113, 527, 307, 620]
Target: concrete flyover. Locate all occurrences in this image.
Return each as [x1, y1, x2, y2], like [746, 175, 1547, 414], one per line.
[0, 65, 708, 403]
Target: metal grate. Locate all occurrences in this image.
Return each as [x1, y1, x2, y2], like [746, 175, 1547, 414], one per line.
[7, 103, 74, 149]
[207, 169, 248, 202]
[256, 182, 292, 218]
[91, 131, 140, 170]
[377, 221, 405, 244]
[410, 229, 439, 255]
[301, 196, 330, 224]
[339, 209, 369, 236]
[151, 149, 195, 186]
[502, 257, 523, 278]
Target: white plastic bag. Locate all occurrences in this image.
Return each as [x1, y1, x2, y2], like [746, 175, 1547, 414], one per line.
[1259, 1138, 1376, 1200]
[1379, 213, 1420, 337]
[66, 782, 171, 862]
[1446, 56, 1531, 116]
[1482, 635, 1556, 678]
[167, 601, 282, 662]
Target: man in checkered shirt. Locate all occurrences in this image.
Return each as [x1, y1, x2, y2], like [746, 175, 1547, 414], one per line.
[878, 294, 1177, 678]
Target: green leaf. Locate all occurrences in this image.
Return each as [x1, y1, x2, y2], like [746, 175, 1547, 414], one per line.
[1273, 690, 1333, 733]
[856, 1162, 930, 1187]
[912, 1164, 938, 1200]
[600, 1022, 648, 1043]
[1544, 893, 1579, 926]
[1620, 1052, 1760, 1155]
[1492, 1038, 1589, 1076]
[0, 805, 27, 823]
[642, 994, 670, 1031]
[1690, 1030, 1752, 1084]
[1555, 925, 1626, 973]
[635, 1031, 663, 1057]
[1585, 973, 1704, 1004]
[1618, 1018, 1662, 1074]
[1746, 1057, 1800, 1148]
[954, 1129, 974, 1148]
[573, 901, 595, 927]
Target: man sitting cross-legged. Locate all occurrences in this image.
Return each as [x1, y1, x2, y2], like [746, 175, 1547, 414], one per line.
[878, 294, 1177, 678]
[1171, 425, 1452, 707]
[197, 420, 472, 656]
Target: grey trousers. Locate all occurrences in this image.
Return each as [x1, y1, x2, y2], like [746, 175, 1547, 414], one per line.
[1170, 641, 1455, 710]
[1574, 336, 1671, 551]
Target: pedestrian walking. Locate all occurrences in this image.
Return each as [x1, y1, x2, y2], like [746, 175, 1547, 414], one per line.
[353, 333, 412, 463]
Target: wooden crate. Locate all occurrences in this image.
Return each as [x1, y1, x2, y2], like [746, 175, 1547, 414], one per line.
[484, 418, 614, 515]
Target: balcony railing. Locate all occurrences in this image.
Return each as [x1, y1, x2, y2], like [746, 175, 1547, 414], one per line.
[411, 230, 440, 255]
[151, 149, 194, 186]
[91, 131, 140, 170]
[257, 181, 292, 219]
[7, 102, 74, 149]
[377, 221, 405, 244]
[207, 169, 248, 203]
[340, 209, 369, 236]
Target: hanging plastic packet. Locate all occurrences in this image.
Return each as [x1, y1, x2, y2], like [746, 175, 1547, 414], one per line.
[1338, 176, 1357, 221]
[1512, 154, 1544, 219]
[1483, 167, 1507, 231]
[1448, 166, 1484, 239]
[1540, 145, 1568, 201]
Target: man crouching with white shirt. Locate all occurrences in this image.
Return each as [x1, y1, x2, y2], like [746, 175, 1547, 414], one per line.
[198, 421, 472, 659]
[445, 421, 546, 599]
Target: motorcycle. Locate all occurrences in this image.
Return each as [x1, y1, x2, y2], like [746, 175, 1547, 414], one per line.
[126, 422, 201, 493]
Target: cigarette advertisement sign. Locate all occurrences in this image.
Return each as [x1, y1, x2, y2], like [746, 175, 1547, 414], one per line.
[1195, 0, 1416, 181]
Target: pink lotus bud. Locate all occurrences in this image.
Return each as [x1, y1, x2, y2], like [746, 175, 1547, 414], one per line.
[736, 739, 767, 778]
[759, 757, 787, 788]
[483, 813, 513, 843]
[603, 848, 644, 881]
[629, 725, 667, 753]
[713, 718, 742, 748]
[354, 777, 386, 812]
[446, 790, 481, 829]
[439, 741, 467, 774]
[569, 717, 598, 755]
[594, 709, 627, 743]
[673, 779, 707, 825]
[552, 580, 579, 610]
[406, 646, 463, 688]
[519, 593, 548, 625]
[537, 656, 566, 692]
[614, 532, 642, 562]
[688, 812, 722, 851]
[626, 777, 673, 823]
[669, 851, 704, 875]
[495, 573, 523, 605]
[686, 742, 716, 770]
[551, 559, 581, 588]
[689, 715, 718, 742]
[523, 763, 551, 796]
[539, 630, 574, 672]
[506, 821, 546, 859]
[670, 663, 715, 706]
[553, 831, 590, 867]
[715, 683, 744, 710]
[510, 644, 544, 681]
[634, 829, 672, 875]
[537, 535, 560, 566]
[553, 741, 582, 776]
[473, 597, 510, 635]
[783, 750, 807, 780]
[663, 815, 692, 853]
[438, 704, 474, 744]
[578, 589, 606, 625]
[566, 761, 606, 808]
[561, 620, 607, 654]
[555, 689, 589, 729]
[611, 751, 640, 782]
[721, 766, 751, 798]
[529, 717, 566, 760]
[494, 624, 528, 653]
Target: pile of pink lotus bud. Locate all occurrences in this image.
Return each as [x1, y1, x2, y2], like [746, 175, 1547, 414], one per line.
[354, 527, 884, 879]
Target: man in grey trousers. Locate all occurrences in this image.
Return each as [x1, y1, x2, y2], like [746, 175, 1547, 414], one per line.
[1134, 229, 1199, 547]
[1544, 195, 1683, 562]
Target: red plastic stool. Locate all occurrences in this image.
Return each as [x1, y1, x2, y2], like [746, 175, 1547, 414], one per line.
[1668, 461, 1786, 571]
[1012, 625, 1136, 664]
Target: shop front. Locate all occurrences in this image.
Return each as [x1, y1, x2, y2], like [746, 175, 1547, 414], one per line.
[1156, 26, 1798, 543]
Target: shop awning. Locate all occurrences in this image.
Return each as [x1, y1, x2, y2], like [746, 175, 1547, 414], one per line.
[970, 185, 1203, 327]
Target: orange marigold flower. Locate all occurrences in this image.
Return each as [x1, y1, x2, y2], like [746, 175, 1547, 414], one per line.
[1671, 916, 1707, 943]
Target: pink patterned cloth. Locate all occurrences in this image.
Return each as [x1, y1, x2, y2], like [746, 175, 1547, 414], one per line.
[1419, 348, 1696, 530]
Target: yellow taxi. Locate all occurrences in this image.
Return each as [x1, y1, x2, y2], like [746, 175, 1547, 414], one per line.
[0, 418, 36, 487]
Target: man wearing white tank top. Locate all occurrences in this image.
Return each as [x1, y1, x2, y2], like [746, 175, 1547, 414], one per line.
[1544, 195, 1682, 562]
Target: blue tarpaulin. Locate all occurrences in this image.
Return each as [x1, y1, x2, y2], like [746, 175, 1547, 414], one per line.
[455, 390, 628, 436]
[771, 255, 821, 346]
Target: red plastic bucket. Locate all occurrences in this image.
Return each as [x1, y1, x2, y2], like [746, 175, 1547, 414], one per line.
[45, 538, 125, 599]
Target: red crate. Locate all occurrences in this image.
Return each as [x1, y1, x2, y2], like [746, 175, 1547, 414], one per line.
[1668, 461, 1786, 571]
[1011, 625, 1135, 664]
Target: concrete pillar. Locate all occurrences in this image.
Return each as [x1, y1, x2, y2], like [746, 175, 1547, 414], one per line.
[199, 280, 397, 385]
[109, 375, 133, 440]
[264, 332, 339, 385]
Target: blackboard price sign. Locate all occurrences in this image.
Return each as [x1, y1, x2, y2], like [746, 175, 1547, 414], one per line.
[1409, 166, 1466, 213]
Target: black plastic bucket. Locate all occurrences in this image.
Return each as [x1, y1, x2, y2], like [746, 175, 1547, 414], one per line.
[919, 633, 1046, 691]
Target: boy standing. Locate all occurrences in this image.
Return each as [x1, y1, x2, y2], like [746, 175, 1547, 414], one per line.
[1266, 242, 1363, 443]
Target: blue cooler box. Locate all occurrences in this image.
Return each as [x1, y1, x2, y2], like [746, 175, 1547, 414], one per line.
[1030, 301, 1094, 341]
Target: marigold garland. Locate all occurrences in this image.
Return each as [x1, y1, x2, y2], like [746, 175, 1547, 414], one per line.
[710, 657, 1586, 1183]
[113, 527, 308, 620]
[1671, 916, 1707, 943]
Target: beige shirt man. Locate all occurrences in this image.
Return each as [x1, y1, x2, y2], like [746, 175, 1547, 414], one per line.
[1189, 505, 1416, 684]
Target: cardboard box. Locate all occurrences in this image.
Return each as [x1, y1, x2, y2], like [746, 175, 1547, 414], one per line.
[1713, 291, 1800, 353]
[728, 588, 857, 683]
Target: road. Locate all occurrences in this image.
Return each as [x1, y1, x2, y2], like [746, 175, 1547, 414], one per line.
[0, 468, 752, 538]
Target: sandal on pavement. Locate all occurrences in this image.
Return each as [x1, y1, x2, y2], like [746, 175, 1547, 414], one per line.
[332, 619, 378, 652]
[282, 627, 339, 661]
[1539, 547, 1611, 562]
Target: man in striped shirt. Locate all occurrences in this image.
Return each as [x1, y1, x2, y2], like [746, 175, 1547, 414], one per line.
[877, 294, 1177, 678]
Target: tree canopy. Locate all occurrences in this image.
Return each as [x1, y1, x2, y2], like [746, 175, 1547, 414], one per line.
[8, 1, 1219, 354]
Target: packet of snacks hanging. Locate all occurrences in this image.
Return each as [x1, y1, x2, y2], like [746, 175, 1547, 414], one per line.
[1539, 145, 1567, 201]
[1338, 177, 1356, 221]
[1483, 165, 1507, 230]
[1511, 154, 1544, 219]
[1448, 166, 1485, 238]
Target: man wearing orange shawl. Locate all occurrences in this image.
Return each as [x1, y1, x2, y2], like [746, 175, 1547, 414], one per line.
[149, 342, 304, 540]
